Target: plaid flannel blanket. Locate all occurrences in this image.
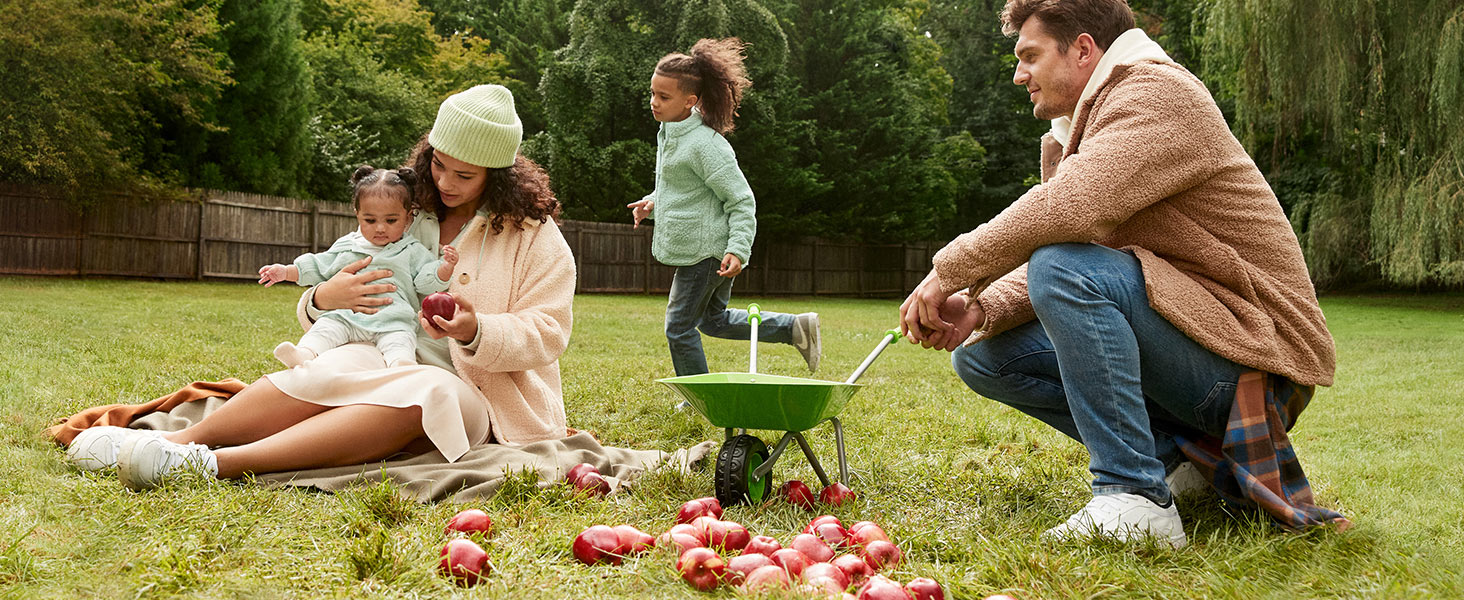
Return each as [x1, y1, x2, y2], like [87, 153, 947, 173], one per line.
[1175, 371, 1351, 531]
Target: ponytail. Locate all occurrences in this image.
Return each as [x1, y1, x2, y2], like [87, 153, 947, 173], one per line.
[654, 37, 752, 134]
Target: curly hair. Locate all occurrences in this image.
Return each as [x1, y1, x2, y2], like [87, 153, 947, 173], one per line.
[406, 135, 561, 234]
[655, 38, 752, 135]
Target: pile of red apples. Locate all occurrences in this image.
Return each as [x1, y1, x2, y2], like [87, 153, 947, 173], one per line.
[573, 494, 948, 599]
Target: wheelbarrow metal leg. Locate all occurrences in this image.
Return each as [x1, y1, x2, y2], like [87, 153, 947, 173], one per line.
[752, 431, 798, 481]
[793, 432, 832, 488]
[830, 417, 848, 485]
[725, 428, 736, 443]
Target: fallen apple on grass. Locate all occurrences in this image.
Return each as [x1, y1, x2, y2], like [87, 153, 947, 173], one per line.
[813, 522, 850, 548]
[572, 525, 623, 565]
[857, 574, 912, 599]
[421, 292, 457, 322]
[743, 535, 782, 557]
[789, 533, 835, 563]
[906, 577, 946, 600]
[565, 462, 597, 485]
[573, 471, 611, 496]
[676, 547, 728, 591]
[439, 538, 490, 586]
[656, 525, 706, 555]
[611, 524, 654, 555]
[806, 514, 844, 532]
[847, 521, 891, 547]
[801, 562, 852, 595]
[444, 508, 492, 537]
[780, 480, 817, 510]
[861, 540, 903, 571]
[705, 519, 751, 552]
[820, 482, 856, 506]
[676, 497, 724, 524]
[726, 553, 774, 585]
[742, 564, 791, 593]
[770, 548, 814, 578]
[832, 553, 874, 584]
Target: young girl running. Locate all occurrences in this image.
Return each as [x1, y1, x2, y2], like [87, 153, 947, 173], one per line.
[628, 38, 821, 380]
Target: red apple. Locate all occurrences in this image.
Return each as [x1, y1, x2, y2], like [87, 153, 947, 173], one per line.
[612, 524, 654, 555]
[832, 553, 874, 584]
[814, 522, 850, 548]
[780, 480, 817, 510]
[807, 514, 844, 532]
[790, 533, 835, 563]
[802, 562, 852, 594]
[688, 516, 719, 546]
[439, 538, 490, 586]
[820, 482, 856, 506]
[858, 574, 912, 600]
[444, 508, 493, 537]
[676, 497, 723, 523]
[574, 471, 611, 496]
[847, 522, 891, 547]
[565, 462, 598, 485]
[707, 520, 751, 552]
[744, 535, 782, 557]
[657, 525, 706, 556]
[726, 552, 773, 585]
[861, 540, 902, 571]
[743, 564, 791, 593]
[572, 525, 623, 565]
[906, 577, 946, 600]
[421, 292, 457, 322]
[770, 548, 814, 577]
[676, 547, 727, 591]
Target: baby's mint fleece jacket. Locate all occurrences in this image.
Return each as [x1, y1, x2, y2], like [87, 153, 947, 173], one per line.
[643, 110, 756, 266]
[293, 231, 448, 334]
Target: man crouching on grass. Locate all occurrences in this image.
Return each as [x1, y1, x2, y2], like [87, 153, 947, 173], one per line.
[900, 0, 1339, 547]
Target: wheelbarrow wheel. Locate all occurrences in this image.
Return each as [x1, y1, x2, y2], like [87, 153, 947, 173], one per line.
[715, 434, 772, 506]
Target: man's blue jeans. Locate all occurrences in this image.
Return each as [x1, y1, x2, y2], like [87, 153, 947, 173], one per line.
[951, 243, 1247, 505]
[667, 257, 796, 376]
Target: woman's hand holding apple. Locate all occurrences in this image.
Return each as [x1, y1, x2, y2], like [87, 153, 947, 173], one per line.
[314, 256, 396, 314]
[421, 294, 479, 343]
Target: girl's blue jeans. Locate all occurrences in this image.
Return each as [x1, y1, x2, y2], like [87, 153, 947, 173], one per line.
[666, 257, 796, 376]
[951, 243, 1247, 505]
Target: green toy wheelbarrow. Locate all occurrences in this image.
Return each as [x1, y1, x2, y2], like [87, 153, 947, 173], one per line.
[657, 304, 900, 506]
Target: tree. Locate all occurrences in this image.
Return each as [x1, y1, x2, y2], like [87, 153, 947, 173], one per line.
[185, 0, 315, 197]
[1204, 0, 1464, 288]
[0, 0, 228, 200]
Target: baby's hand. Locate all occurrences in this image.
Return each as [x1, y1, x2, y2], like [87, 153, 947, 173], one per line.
[627, 199, 654, 228]
[442, 245, 459, 266]
[258, 264, 289, 287]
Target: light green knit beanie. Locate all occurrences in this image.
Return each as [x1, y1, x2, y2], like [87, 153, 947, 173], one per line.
[428, 84, 522, 169]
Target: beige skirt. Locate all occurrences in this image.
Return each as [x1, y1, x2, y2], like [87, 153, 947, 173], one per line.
[264, 343, 490, 462]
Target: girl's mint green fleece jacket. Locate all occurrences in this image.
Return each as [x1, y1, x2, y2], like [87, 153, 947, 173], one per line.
[643, 110, 756, 267]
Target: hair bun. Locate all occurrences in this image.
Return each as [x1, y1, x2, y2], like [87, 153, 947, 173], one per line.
[351, 164, 377, 184]
[395, 167, 418, 186]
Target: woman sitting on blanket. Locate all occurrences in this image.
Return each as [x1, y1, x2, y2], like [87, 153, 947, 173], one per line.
[65, 85, 576, 490]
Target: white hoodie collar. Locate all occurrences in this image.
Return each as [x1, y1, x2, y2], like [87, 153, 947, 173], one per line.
[1050, 28, 1171, 149]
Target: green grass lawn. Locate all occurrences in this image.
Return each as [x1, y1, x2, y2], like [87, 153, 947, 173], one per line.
[1, 277, 1461, 599]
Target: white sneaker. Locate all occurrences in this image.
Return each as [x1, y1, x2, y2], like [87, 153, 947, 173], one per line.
[117, 436, 219, 491]
[1042, 493, 1188, 548]
[1165, 461, 1209, 498]
[792, 313, 821, 373]
[65, 426, 166, 472]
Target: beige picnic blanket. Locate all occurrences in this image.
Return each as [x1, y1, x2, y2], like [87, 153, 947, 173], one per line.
[50, 381, 717, 502]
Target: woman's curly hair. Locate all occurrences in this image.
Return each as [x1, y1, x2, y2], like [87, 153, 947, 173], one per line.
[406, 135, 561, 233]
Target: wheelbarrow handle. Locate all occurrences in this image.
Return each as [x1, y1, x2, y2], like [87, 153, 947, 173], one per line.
[747, 303, 761, 373]
[845, 329, 900, 384]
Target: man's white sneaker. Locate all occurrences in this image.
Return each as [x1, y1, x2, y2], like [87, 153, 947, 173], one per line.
[792, 313, 821, 373]
[1042, 493, 1188, 548]
[65, 426, 165, 472]
[1165, 461, 1209, 499]
[117, 436, 219, 491]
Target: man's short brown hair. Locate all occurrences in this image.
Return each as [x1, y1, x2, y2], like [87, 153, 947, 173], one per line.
[1000, 0, 1135, 52]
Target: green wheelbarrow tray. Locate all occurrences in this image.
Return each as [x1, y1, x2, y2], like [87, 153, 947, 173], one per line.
[655, 372, 860, 432]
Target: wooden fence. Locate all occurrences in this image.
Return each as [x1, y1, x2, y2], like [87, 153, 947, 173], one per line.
[0, 184, 941, 297]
